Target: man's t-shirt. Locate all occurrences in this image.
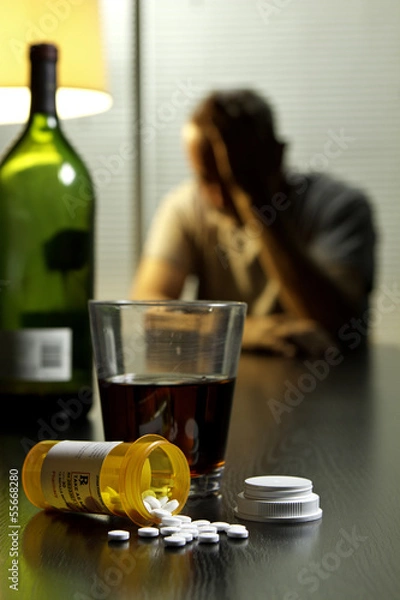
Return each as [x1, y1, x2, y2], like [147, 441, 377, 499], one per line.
[142, 172, 376, 316]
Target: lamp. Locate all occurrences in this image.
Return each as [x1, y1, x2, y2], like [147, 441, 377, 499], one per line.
[0, 0, 112, 124]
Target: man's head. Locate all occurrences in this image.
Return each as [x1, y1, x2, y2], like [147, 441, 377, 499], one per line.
[182, 89, 285, 213]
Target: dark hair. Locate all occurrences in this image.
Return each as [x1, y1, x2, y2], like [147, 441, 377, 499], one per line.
[188, 89, 282, 181]
[190, 89, 278, 147]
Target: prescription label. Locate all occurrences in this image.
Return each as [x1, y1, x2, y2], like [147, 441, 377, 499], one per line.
[41, 441, 121, 513]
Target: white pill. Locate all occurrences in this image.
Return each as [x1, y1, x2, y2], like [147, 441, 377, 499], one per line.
[160, 526, 182, 536]
[179, 530, 194, 542]
[227, 526, 249, 539]
[175, 515, 192, 524]
[138, 527, 159, 538]
[151, 508, 172, 520]
[192, 519, 210, 527]
[197, 525, 218, 534]
[108, 529, 130, 542]
[160, 516, 182, 527]
[211, 521, 230, 532]
[163, 499, 180, 513]
[198, 532, 219, 544]
[228, 524, 248, 532]
[143, 501, 152, 513]
[143, 495, 161, 510]
[159, 496, 169, 507]
[180, 525, 198, 538]
[164, 535, 186, 547]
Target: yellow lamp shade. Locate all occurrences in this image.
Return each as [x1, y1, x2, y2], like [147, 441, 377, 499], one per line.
[0, 0, 112, 123]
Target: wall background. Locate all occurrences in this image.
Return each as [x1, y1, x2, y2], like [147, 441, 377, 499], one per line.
[139, 0, 400, 345]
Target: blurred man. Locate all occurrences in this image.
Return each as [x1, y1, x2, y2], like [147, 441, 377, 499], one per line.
[131, 89, 376, 356]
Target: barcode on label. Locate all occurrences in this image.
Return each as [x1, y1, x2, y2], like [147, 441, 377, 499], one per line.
[0, 328, 72, 381]
[41, 343, 63, 369]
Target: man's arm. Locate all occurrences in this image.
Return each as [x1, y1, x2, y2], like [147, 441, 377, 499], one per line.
[242, 313, 336, 357]
[130, 257, 188, 300]
[233, 186, 365, 338]
[130, 182, 197, 301]
[208, 126, 368, 340]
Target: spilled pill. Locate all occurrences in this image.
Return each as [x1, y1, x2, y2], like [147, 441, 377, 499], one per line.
[160, 516, 182, 527]
[198, 532, 220, 544]
[134, 496, 251, 549]
[143, 495, 161, 510]
[211, 521, 230, 532]
[143, 501, 152, 513]
[163, 499, 179, 513]
[192, 519, 210, 527]
[181, 526, 198, 538]
[160, 526, 182, 536]
[108, 529, 130, 542]
[197, 525, 218, 534]
[151, 508, 172, 520]
[175, 515, 192, 524]
[138, 527, 159, 538]
[164, 535, 186, 547]
[227, 526, 249, 539]
[179, 530, 194, 542]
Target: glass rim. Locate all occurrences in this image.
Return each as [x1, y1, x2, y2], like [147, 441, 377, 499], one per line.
[88, 299, 247, 310]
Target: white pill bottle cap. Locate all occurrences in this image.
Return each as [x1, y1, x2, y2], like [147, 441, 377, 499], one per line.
[234, 475, 322, 523]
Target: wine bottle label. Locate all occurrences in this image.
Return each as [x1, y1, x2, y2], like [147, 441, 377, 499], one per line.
[41, 441, 121, 513]
[0, 328, 72, 381]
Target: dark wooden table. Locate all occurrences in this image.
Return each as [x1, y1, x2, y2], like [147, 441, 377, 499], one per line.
[1, 343, 400, 600]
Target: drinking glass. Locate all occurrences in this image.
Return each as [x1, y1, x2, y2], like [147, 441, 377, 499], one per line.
[89, 300, 246, 497]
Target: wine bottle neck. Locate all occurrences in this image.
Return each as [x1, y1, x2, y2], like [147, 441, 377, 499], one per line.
[29, 58, 58, 120]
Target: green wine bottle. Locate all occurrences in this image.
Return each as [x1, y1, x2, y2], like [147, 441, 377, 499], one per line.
[0, 43, 95, 423]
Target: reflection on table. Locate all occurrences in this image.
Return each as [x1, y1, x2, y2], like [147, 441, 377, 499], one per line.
[0, 343, 399, 600]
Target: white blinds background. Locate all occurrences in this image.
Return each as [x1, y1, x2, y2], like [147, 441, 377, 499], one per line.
[0, 0, 138, 300]
[66, 0, 137, 299]
[139, 0, 400, 345]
